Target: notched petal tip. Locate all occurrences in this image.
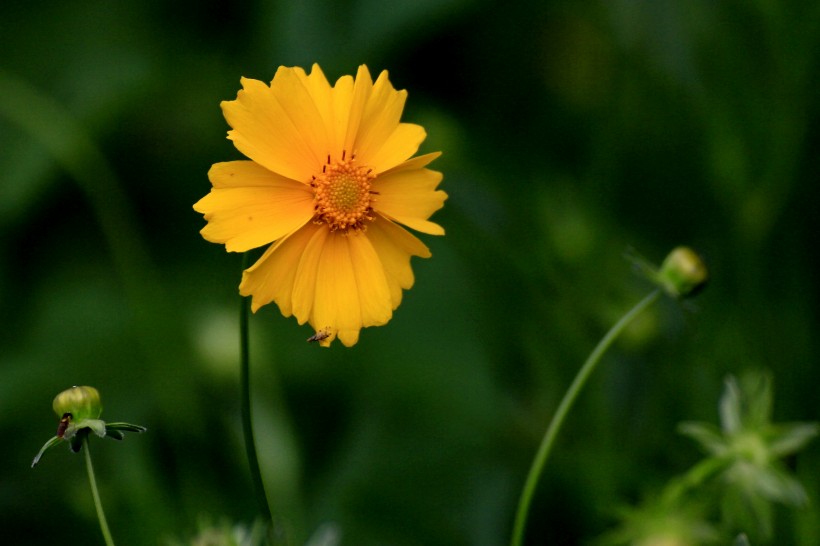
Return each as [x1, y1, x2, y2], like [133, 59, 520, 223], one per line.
[337, 329, 361, 347]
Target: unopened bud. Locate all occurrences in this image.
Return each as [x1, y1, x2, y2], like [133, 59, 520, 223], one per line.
[52, 386, 102, 422]
[657, 247, 708, 298]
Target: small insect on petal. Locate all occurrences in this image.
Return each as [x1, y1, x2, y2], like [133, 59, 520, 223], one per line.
[57, 413, 72, 438]
[307, 328, 331, 343]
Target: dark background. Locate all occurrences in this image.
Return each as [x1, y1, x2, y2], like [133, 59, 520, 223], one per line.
[2, 0, 819, 544]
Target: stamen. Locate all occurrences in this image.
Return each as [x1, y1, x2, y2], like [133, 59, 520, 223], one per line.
[311, 156, 377, 233]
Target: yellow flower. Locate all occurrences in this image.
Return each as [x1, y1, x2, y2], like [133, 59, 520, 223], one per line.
[194, 64, 446, 347]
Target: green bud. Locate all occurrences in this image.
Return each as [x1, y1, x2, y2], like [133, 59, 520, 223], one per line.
[53, 386, 102, 422]
[657, 247, 708, 298]
[33, 386, 145, 467]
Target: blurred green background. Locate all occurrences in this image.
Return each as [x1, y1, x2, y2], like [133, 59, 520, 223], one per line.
[2, 0, 819, 544]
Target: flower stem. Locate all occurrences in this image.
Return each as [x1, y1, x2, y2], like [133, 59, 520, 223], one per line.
[660, 455, 729, 507]
[510, 289, 661, 546]
[83, 436, 115, 546]
[239, 253, 273, 530]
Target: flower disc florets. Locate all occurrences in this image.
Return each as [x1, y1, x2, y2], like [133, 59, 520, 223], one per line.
[311, 154, 376, 232]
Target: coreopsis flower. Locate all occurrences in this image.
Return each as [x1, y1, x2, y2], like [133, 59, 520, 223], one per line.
[194, 64, 446, 347]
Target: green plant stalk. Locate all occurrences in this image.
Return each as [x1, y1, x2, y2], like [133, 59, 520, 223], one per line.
[660, 455, 729, 507]
[510, 289, 661, 546]
[83, 436, 115, 546]
[240, 253, 273, 532]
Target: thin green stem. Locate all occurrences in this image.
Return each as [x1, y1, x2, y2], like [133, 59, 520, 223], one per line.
[83, 436, 115, 546]
[510, 289, 661, 546]
[661, 455, 729, 507]
[240, 253, 273, 532]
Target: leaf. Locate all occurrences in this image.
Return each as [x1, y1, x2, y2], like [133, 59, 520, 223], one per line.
[84, 418, 107, 438]
[31, 436, 63, 468]
[768, 422, 820, 457]
[105, 422, 147, 434]
[678, 421, 726, 455]
[753, 465, 808, 506]
[740, 371, 773, 430]
[720, 376, 743, 434]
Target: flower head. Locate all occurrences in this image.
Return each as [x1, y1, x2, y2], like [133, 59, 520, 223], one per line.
[32, 386, 146, 467]
[626, 246, 708, 299]
[194, 64, 447, 347]
[657, 247, 708, 299]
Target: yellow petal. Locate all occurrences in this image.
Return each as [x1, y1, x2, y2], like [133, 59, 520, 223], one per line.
[336, 328, 360, 347]
[347, 231, 393, 326]
[366, 215, 431, 308]
[221, 76, 318, 182]
[354, 70, 408, 166]
[240, 223, 323, 315]
[269, 66, 330, 165]
[302, 64, 337, 154]
[290, 225, 330, 324]
[365, 123, 427, 173]
[312, 233, 362, 345]
[307, 231, 393, 347]
[342, 65, 373, 156]
[330, 74, 354, 161]
[194, 161, 314, 252]
[373, 168, 447, 235]
[381, 151, 441, 175]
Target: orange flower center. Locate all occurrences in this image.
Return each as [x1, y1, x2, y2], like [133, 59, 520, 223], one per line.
[311, 154, 376, 232]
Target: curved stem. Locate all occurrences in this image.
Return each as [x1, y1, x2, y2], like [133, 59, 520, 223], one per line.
[510, 289, 661, 546]
[83, 436, 115, 546]
[239, 253, 273, 530]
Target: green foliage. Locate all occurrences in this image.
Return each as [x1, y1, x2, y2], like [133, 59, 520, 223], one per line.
[679, 372, 818, 540]
[603, 373, 817, 545]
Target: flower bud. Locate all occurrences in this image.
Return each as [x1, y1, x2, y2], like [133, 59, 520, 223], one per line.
[52, 386, 102, 422]
[657, 247, 708, 298]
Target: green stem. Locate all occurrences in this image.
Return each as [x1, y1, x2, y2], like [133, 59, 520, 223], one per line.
[239, 253, 273, 531]
[510, 289, 661, 546]
[661, 455, 729, 507]
[83, 436, 115, 546]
